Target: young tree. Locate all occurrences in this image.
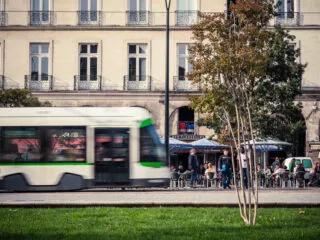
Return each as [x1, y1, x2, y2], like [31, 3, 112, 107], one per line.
[188, 0, 305, 225]
[0, 89, 51, 107]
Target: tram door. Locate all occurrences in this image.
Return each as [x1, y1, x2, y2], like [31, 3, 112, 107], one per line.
[94, 128, 130, 185]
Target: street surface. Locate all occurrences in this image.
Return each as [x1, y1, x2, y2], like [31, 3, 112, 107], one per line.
[0, 188, 319, 206]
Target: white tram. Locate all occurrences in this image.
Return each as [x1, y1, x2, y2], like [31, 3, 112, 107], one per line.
[0, 107, 170, 191]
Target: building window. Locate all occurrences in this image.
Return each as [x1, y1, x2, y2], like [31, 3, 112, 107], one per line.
[177, 44, 192, 80]
[30, 0, 51, 25]
[0, 0, 6, 26]
[30, 43, 49, 81]
[79, 0, 99, 25]
[176, 0, 198, 26]
[275, 0, 298, 26]
[127, 0, 149, 25]
[128, 44, 147, 81]
[79, 43, 98, 81]
[278, 0, 294, 18]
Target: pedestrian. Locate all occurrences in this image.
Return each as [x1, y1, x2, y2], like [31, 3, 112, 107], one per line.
[289, 158, 296, 173]
[271, 157, 280, 171]
[239, 147, 248, 189]
[188, 148, 199, 187]
[219, 149, 232, 189]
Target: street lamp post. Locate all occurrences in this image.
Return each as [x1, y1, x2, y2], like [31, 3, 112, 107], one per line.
[165, 0, 171, 166]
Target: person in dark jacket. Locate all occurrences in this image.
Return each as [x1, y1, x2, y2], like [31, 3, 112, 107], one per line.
[219, 149, 232, 189]
[295, 163, 306, 188]
[188, 148, 199, 187]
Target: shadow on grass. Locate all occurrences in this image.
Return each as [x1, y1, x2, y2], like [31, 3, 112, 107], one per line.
[1, 224, 319, 240]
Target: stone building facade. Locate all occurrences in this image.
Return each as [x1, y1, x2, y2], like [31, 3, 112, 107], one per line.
[0, 0, 319, 160]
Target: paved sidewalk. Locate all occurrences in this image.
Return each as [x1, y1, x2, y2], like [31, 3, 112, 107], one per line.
[0, 188, 319, 207]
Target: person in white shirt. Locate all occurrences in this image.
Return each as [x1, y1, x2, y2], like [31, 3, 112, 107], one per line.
[271, 164, 283, 186]
[239, 147, 248, 188]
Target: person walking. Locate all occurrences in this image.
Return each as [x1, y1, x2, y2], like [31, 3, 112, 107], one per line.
[188, 148, 199, 187]
[219, 149, 232, 189]
[239, 147, 248, 189]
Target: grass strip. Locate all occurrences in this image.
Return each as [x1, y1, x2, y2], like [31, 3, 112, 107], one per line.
[0, 207, 319, 240]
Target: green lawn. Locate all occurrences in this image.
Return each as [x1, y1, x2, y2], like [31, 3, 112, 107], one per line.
[0, 207, 319, 240]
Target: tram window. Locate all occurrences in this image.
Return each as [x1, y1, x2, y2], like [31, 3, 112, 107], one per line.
[0, 127, 41, 162]
[140, 125, 165, 163]
[95, 129, 129, 162]
[0, 127, 86, 163]
[49, 127, 86, 162]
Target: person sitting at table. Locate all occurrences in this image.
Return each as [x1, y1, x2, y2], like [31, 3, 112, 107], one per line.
[197, 164, 206, 183]
[177, 163, 184, 174]
[270, 163, 283, 186]
[295, 163, 306, 188]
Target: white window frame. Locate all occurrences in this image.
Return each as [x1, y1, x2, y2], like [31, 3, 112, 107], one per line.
[127, 0, 149, 25]
[79, 0, 100, 25]
[177, 43, 193, 81]
[128, 43, 148, 81]
[30, 0, 51, 25]
[176, 0, 198, 26]
[177, 0, 198, 11]
[0, 0, 4, 11]
[78, 43, 100, 81]
[0, 1, 5, 27]
[30, 43, 50, 81]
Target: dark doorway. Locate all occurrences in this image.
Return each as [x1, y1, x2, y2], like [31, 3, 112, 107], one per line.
[178, 106, 194, 134]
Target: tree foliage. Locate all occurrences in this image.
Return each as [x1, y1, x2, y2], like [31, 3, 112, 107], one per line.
[0, 89, 51, 107]
[188, 0, 306, 225]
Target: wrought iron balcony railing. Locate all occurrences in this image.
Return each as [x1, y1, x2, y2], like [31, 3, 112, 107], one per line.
[274, 12, 301, 26]
[74, 75, 102, 90]
[29, 11, 54, 25]
[2, 11, 320, 27]
[176, 11, 199, 26]
[78, 11, 102, 25]
[0, 11, 7, 26]
[123, 75, 151, 91]
[25, 75, 54, 91]
[173, 76, 201, 92]
[126, 11, 151, 25]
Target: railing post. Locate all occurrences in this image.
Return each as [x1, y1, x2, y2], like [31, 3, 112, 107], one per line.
[50, 75, 53, 91]
[24, 75, 28, 89]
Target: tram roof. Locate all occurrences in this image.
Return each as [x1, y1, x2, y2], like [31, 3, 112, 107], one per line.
[0, 107, 151, 120]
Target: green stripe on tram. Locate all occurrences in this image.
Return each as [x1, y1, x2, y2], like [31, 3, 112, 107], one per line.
[140, 162, 164, 168]
[0, 162, 93, 166]
[139, 118, 154, 128]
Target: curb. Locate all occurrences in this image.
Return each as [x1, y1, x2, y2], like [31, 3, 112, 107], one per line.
[0, 202, 319, 208]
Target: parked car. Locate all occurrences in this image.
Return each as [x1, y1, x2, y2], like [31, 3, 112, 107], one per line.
[283, 157, 314, 179]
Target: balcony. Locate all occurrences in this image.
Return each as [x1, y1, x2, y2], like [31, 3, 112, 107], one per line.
[126, 11, 151, 26]
[1, 11, 320, 27]
[123, 75, 151, 91]
[0, 11, 7, 26]
[173, 76, 201, 92]
[74, 75, 102, 91]
[176, 11, 199, 26]
[274, 12, 300, 26]
[25, 75, 54, 91]
[29, 11, 54, 26]
[78, 11, 102, 25]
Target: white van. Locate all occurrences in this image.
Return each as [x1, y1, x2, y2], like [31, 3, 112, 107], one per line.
[283, 157, 314, 179]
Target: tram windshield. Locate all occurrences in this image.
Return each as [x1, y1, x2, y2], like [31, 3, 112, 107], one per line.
[140, 125, 166, 165]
